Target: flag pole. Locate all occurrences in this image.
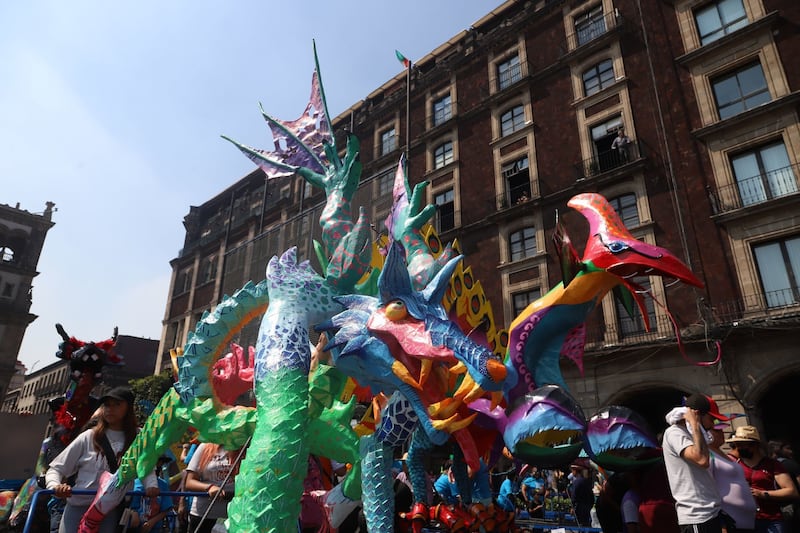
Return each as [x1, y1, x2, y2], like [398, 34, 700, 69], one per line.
[396, 50, 412, 157]
[405, 61, 410, 156]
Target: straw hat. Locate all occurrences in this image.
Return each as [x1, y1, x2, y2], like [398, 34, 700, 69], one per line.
[726, 425, 761, 443]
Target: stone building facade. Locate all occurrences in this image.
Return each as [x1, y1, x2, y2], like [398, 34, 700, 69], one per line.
[159, 0, 800, 444]
[0, 201, 55, 400]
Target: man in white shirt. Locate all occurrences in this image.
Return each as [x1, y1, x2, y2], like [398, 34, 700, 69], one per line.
[662, 393, 724, 533]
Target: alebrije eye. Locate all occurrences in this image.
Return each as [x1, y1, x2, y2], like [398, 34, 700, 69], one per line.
[385, 299, 408, 321]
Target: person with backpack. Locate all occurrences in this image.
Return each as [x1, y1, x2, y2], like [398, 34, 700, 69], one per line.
[45, 387, 159, 533]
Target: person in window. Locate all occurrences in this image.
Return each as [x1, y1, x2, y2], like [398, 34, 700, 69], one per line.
[45, 387, 159, 533]
[611, 128, 632, 164]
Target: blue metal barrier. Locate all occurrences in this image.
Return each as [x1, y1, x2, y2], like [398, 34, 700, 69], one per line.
[23, 489, 208, 533]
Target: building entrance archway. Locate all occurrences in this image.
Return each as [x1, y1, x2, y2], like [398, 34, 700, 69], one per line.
[756, 371, 800, 450]
[606, 385, 688, 439]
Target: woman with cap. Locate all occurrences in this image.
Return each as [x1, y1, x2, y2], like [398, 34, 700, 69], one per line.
[45, 386, 159, 533]
[727, 426, 798, 533]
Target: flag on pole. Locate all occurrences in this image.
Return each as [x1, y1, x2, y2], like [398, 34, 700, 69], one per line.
[395, 50, 411, 69]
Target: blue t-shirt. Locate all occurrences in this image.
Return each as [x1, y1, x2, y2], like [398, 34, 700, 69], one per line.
[522, 475, 544, 493]
[471, 460, 492, 502]
[434, 473, 460, 505]
[497, 478, 518, 511]
[130, 477, 173, 519]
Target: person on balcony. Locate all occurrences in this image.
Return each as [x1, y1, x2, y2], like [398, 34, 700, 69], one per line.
[611, 128, 632, 164]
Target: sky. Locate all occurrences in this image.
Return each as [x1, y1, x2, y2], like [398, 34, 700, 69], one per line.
[1, 1, 504, 374]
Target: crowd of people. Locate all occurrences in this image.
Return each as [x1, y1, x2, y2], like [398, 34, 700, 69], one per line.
[660, 393, 800, 533]
[35, 386, 800, 533]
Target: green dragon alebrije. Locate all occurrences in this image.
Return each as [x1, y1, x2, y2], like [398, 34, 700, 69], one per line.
[83, 43, 513, 533]
[85, 36, 712, 533]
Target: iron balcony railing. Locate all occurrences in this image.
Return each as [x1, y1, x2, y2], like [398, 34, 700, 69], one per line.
[489, 60, 530, 93]
[583, 313, 678, 350]
[434, 207, 462, 235]
[575, 141, 642, 180]
[496, 181, 541, 211]
[565, 9, 620, 51]
[710, 287, 800, 323]
[710, 162, 799, 214]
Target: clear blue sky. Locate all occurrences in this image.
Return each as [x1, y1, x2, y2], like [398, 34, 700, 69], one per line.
[1, 1, 504, 374]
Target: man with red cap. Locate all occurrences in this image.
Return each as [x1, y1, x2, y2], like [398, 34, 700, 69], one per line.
[662, 393, 730, 533]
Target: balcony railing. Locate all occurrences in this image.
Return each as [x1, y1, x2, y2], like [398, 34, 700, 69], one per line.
[496, 181, 541, 211]
[575, 141, 642, 180]
[565, 10, 620, 51]
[435, 207, 462, 235]
[583, 313, 678, 349]
[711, 286, 800, 323]
[489, 61, 530, 94]
[710, 162, 799, 214]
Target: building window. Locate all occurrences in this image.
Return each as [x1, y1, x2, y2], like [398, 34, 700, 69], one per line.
[0, 247, 14, 262]
[753, 236, 800, 308]
[509, 227, 537, 261]
[502, 156, 531, 205]
[582, 59, 615, 96]
[589, 115, 623, 172]
[380, 127, 397, 155]
[500, 105, 526, 137]
[575, 5, 606, 47]
[712, 62, 770, 120]
[497, 54, 522, 90]
[694, 0, 747, 46]
[433, 94, 452, 126]
[378, 171, 394, 197]
[731, 142, 797, 207]
[616, 277, 657, 337]
[198, 256, 218, 286]
[435, 189, 455, 233]
[2, 282, 13, 299]
[608, 193, 640, 228]
[434, 141, 454, 169]
[173, 268, 193, 296]
[171, 322, 183, 350]
[512, 288, 542, 317]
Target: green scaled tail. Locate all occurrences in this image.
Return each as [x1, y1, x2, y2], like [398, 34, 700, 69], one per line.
[226, 368, 310, 532]
[119, 388, 189, 483]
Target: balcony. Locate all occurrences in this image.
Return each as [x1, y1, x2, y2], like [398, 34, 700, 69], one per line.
[562, 10, 624, 59]
[435, 207, 462, 236]
[496, 181, 541, 211]
[487, 61, 531, 99]
[574, 141, 643, 180]
[710, 162, 799, 214]
[584, 313, 678, 350]
[711, 287, 800, 324]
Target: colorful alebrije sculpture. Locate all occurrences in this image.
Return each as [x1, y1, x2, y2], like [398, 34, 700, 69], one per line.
[82, 43, 705, 533]
[3, 324, 121, 528]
